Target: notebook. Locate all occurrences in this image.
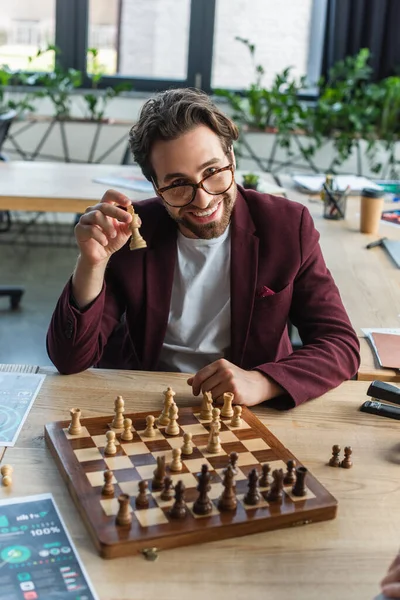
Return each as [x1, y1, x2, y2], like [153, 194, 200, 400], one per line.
[371, 332, 400, 369]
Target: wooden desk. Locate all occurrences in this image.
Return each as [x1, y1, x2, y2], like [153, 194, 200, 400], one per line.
[0, 369, 398, 600]
[0, 161, 149, 213]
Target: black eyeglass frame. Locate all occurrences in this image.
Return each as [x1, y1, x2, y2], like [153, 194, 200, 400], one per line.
[155, 164, 234, 207]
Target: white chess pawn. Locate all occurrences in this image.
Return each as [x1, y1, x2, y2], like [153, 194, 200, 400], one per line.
[211, 407, 221, 430]
[181, 432, 193, 455]
[221, 392, 234, 418]
[143, 415, 156, 438]
[170, 448, 182, 472]
[121, 418, 133, 441]
[112, 395, 125, 429]
[165, 404, 180, 436]
[230, 405, 242, 428]
[104, 430, 117, 455]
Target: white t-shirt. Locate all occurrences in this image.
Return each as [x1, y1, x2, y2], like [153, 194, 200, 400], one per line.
[158, 226, 231, 373]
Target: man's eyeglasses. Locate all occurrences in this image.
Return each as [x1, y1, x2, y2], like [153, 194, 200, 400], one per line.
[156, 164, 234, 208]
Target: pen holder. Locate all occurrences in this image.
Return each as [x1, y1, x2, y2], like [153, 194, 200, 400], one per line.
[323, 191, 347, 220]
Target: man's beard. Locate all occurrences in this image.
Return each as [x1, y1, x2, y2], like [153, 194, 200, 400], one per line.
[168, 185, 237, 239]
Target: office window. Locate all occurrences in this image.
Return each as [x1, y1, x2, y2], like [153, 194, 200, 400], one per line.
[88, 0, 191, 80]
[212, 0, 316, 89]
[0, 0, 55, 71]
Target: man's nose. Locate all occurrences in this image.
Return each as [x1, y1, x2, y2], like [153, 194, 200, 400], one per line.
[193, 186, 211, 208]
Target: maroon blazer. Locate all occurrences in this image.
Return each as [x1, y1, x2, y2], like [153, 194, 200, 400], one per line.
[47, 186, 360, 409]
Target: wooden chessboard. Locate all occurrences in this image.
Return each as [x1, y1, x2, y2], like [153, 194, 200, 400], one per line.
[44, 406, 337, 559]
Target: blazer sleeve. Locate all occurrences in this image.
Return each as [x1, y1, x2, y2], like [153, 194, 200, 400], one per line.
[254, 206, 360, 408]
[46, 271, 125, 375]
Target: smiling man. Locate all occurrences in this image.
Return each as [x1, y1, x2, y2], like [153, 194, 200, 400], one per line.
[47, 88, 360, 409]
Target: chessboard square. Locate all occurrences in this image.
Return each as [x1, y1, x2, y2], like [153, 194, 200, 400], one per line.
[252, 449, 280, 463]
[74, 447, 103, 462]
[215, 467, 247, 482]
[198, 445, 227, 458]
[227, 420, 251, 431]
[242, 439, 271, 452]
[137, 429, 165, 442]
[152, 449, 174, 464]
[122, 442, 151, 456]
[165, 436, 185, 449]
[193, 413, 212, 423]
[168, 472, 198, 488]
[152, 492, 174, 509]
[130, 453, 157, 467]
[104, 456, 134, 470]
[183, 457, 213, 473]
[119, 480, 140, 496]
[86, 471, 117, 487]
[180, 423, 209, 436]
[107, 422, 124, 432]
[285, 488, 316, 502]
[178, 412, 200, 425]
[100, 497, 132, 517]
[221, 441, 248, 454]
[218, 431, 241, 443]
[136, 464, 158, 480]
[188, 502, 220, 519]
[113, 467, 142, 483]
[206, 454, 230, 470]
[63, 426, 91, 440]
[68, 437, 97, 451]
[144, 439, 171, 453]
[134, 507, 169, 528]
[237, 493, 269, 510]
[208, 482, 224, 500]
[92, 434, 121, 448]
[235, 452, 258, 467]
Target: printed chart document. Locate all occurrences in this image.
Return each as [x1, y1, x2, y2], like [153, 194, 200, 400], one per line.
[292, 174, 383, 194]
[0, 493, 98, 599]
[0, 373, 45, 446]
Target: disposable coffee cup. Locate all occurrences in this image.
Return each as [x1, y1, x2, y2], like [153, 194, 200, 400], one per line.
[360, 187, 385, 234]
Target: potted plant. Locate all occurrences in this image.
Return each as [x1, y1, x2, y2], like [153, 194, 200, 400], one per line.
[242, 172, 260, 190]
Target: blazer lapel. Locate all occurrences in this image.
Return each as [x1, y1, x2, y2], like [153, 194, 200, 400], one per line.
[142, 216, 177, 370]
[230, 189, 259, 366]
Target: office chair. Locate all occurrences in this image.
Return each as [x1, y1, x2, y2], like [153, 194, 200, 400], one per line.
[0, 109, 24, 309]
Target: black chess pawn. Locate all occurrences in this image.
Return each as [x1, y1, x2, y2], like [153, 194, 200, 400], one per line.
[340, 446, 353, 469]
[266, 469, 284, 502]
[193, 464, 213, 515]
[283, 459, 296, 485]
[328, 444, 341, 467]
[101, 469, 114, 497]
[243, 468, 261, 506]
[169, 480, 187, 519]
[259, 463, 272, 488]
[229, 451, 239, 476]
[292, 466, 308, 497]
[160, 476, 174, 501]
[218, 465, 237, 511]
[135, 480, 149, 508]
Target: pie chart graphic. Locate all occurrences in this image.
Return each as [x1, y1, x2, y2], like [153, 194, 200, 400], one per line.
[1, 545, 31, 563]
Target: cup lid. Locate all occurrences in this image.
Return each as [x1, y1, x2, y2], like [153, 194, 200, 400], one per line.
[361, 187, 384, 198]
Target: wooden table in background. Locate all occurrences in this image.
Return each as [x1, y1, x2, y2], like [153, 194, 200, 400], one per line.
[0, 368, 399, 600]
[0, 161, 149, 213]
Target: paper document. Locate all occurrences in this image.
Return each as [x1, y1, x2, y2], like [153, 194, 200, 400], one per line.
[293, 174, 383, 194]
[94, 172, 154, 193]
[362, 328, 400, 369]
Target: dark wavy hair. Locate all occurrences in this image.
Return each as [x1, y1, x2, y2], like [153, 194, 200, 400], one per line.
[129, 88, 239, 182]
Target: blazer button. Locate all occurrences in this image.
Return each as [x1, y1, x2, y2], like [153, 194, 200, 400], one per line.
[65, 319, 74, 339]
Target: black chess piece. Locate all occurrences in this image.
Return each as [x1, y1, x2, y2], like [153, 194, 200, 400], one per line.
[243, 468, 261, 506]
[135, 480, 149, 508]
[160, 475, 174, 501]
[266, 469, 284, 502]
[152, 455, 166, 490]
[283, 459, 296, 485]
[229, 451, 239, 476]
[101, 469, 114, 497]
[169, 480, 187, 519]
[218, 465, 237, 511]
[193, 464, 213, 515]
[292, 466, 308, 497]
[259, 463, 272, 487]
[340, 446, 353, 469]
[328, 445, 341, 467]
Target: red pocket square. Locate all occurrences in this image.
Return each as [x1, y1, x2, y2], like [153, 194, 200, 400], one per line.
[257, 285, 275, 298]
